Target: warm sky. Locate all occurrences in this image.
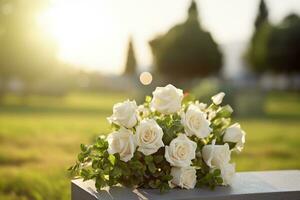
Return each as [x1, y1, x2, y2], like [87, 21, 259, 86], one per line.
[40, 0, 300, 74]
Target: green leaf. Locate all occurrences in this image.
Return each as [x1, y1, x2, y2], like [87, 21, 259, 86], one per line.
[108, 154, 115, 165]
[149, 179, 161, 188]
[155, 179, 161, 186]
[103, 162, 111, 174]
[95, 175, 107, 189]
[211, 118, 231, 136]
[110, 167, 122, 178]
[103, 151, 109, 158]
[114, 153, 120, 160]
[162, 174, 173, 181]
[117, 161, 131, 176]
[159, 182, 171, 193]
[111, 123, 120, 131]
[129, 160, 144, 170]
[134, 151, 143, 160]
[149, 180, 157, 188]
[216, 105, 233, 118]
[216, 177, 223, 184]
[213, 169, 221, 176]
[152, 170, 164, 178]
[227, 142, 236, 150]
[162, 133, 174, 145]
[68, 162, 80, 176]
[144, 155, 153, 164]
[148, 162, 157, 173]
[95, 137, 109, 150]
[92, 159, 100, 169]
[145, 96, 152, 103]
[80, 168, 93, 180]
[77, 152, 85, 162]
[153, 155, 164, 164]
[192, 157, 203, 168]
[208, 103, 219, 111]
[207, 173, 213, 179]
[80, 144, 88, 152]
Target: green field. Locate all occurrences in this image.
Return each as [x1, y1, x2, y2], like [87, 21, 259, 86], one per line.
[0, 91, 299, 200]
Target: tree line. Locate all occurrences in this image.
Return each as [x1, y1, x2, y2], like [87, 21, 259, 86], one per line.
[0, 0, 299, 95]
[125, 0, 300, 79]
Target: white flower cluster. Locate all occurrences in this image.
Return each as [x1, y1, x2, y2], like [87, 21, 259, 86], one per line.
[106, 84, 246, 189]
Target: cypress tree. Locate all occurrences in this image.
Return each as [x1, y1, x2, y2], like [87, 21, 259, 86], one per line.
[254, 0, 269, 30]
[245, 0, 272, 73]
[123, 38, 137, 76]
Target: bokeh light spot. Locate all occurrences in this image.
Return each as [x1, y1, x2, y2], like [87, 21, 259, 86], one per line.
[139, 72, 153, 85]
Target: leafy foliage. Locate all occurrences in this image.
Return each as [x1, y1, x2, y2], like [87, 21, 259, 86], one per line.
[69, 137, 173, 192]
[196, 169, 223, 189]
[156, 114, 184, 145]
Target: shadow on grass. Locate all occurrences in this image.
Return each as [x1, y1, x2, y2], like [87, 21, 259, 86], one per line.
[0, 104, 111, 115]
[0, 172, 69, 200]
[0, 154, 39, 167]
[237, 113, 300, 122]
[242, 150, 294, 159]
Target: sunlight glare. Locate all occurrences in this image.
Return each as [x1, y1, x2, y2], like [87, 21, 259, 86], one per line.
[39, 0, 124, 73]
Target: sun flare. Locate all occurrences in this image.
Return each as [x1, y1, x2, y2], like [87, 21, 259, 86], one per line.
[39, 0, 126, 73]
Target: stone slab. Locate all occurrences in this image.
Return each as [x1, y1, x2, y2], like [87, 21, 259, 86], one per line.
[71, 170, 300, 200]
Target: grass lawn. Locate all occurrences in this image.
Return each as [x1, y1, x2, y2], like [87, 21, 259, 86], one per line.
[0, 91, 299, 200]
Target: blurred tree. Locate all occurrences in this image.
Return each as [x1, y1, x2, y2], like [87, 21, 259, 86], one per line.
[0, 0, 62, 90]
[245, 0, 272, 73]
[149, 0, 222, 79]
[246, 0, 300, 74]
[268, 14, 300, 73]
[123, 38, 137, 76]
[254, 0, 268, 29]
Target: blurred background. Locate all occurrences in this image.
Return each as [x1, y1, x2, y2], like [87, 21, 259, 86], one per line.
[0, 0, 299, 199]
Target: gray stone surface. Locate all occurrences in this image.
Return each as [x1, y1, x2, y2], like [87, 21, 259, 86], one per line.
[71, 170, 300, 200]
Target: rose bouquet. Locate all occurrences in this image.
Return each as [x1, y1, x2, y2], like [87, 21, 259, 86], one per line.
[69, 84, 246, 192]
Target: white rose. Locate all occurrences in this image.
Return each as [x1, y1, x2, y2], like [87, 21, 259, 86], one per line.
[165, 134, 197, 167]
[107, 128, 136, 162]
[108, 100, 138, 128]
[211, 92, 225, 105]
[223, 123, 246, 152]
[150, 84, 183, 114]
[171, 166, 197, 189]
[135, 119, 164, 155]
[220, 163, 235, 185]
[181, 104, 212, 138]
[202, 140, 231, 168]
